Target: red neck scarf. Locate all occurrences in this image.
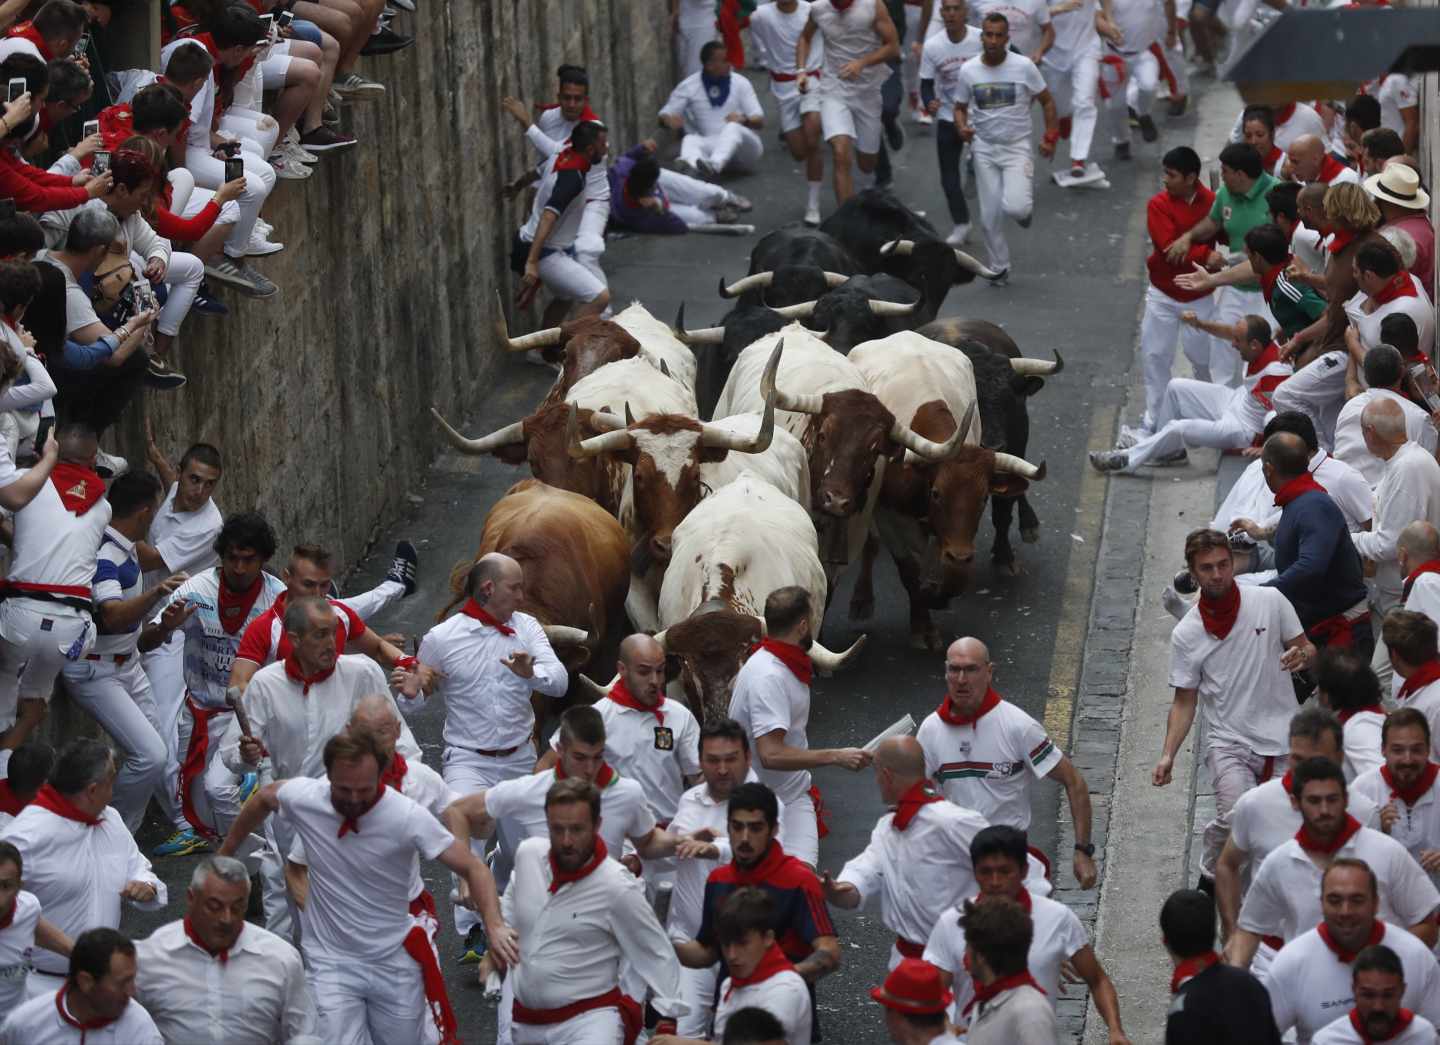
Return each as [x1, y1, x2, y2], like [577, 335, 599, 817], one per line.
[964, 970, 1045, 1016]
[380, 752, 409, 793]
[1402, 560, 1440, 603]
[1329, 229, 1358, 256]
[460, 599, 514, 636]
[1247, 342, 1283, 377]
[32, 783, 101, 826]
[1012, 886, 1033, 913]
[0, 897, 14, 931]
[937, 687, 1001, 726]
[724, 943, 795, 1000]
[1373, 272, 1419, 306]
[1381, 763, 1440, 807]
[553, 147, 593, 173]
[283, 652, 335, 695]
[1259, 260, 1288, 303]
[1276, 103, 1298, 125]
[216, 571, 263, 635]
[1281, 769, 1294, 795]
[1297, 813, 1362, 854]
[183, 915, 233, 964]
[1349, 1008, 1416, 1043]
[731, 840, 790, 886]
[1318, 154, 1352, 185]
[1398, 659, 1440, 702]
[754, 638, 812, 685]
[555, 760, 616, 789]
[49, 462, 105, 516]
[1264, 145, 1284, 169]
[5, 21, 53, 60]
[1274, 472, 1328, 507]
[1198, 584, 1242, 640]
[336, 788, 385, 838]
[892, 779, 944, 831]
[55, 983, 118, 1036]
[1317, 919, 1383, 963]
[1337, 705, 1385, 724]
[0, 778, 27, 816]
[607, 677, 664, 723]
[1169, 951, 1221, 994]
[548, 836, 608, 892]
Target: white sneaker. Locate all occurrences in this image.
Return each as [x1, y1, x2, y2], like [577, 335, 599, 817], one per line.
[945, 223, 970, 246]
[909, 108, 934, 126]
[286, 138, 319, 164]
[1116, 423, 1149, 450]
[803, 204, 821, 227]
[246, 227, 285, 256]
[269, 152, 312, 180]
[254, 218, 273, 236]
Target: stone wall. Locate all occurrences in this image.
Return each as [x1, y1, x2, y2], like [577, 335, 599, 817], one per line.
[137, 0, 673, 570]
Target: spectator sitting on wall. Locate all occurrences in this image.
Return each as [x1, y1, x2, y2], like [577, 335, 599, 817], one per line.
[39, 56, 90, 142]
[0, 260, 57, 464]
[608, 139, 752, 235]
[0, 0, 87, 66]
[0, 55, 110, 213]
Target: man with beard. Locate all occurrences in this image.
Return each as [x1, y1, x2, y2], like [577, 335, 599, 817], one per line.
[1262, 859, 1440, 1043]
[1313, 944, 1439, 1044]
[728, 586, 871, 868]
[1153, 528, 1313, 892]
[219, 728, 515, 1045]
[134, 855, 314, 1043]
[1351, 709, 1440, 887]
[505, 778, 686, 1043]
[917, 636, 1096, 887]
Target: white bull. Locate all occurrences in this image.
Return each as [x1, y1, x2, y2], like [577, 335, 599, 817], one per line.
[612, 301, 698, 392]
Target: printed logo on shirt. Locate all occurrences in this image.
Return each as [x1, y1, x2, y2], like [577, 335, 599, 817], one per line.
[1222, 206, 1233, 221]
[972, 82, 1019, 110]
[654, 726, 674, 751]
[936, 759, 1025, 780]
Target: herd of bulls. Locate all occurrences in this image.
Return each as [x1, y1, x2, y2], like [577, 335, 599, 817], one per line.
[432, 190, 1065, 721]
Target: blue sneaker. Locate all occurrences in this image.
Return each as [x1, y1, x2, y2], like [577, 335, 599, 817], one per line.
[456, 924, 488, 965]
[191, 279, 229, 316]
[152, 828, 211, 858]
[238, 772, 259, 804]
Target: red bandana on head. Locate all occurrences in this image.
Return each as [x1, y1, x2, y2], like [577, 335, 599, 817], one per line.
[379, 752, 409, 793]
[724, 943, 795, 1000]
[937, 687, 1001, 726]
[1197, 584, 1241, 640]
[1398, 660, 1440, 702]
[1373, 272, 1419, 306]
[1402, 560, 1440, 603]
[1274, 473, 1327, 507]
[48, 462, 105, 516]
[283, 652, 335, 695]
[1169, 951, 1221, 994]
[753, 638, 813, 685]
[183, 915, 233, 964]
[607, 677, 664, 723]
[1296, 813, 1362, 854]
[1317, 919, 1383, 963]
[548, 836, 608, 892]
[1381, 763, 1440, 807]
[963, 970, 1045, 1016]
[892, 779, 944, 831]
[32, 783, 101, 826]
[336, 787, 385, 838]
[460, 599, 514, 636]
[1349, 1007, 1416, 1043]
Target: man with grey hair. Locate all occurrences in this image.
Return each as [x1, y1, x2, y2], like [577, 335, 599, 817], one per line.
[394, 551, 566, 962]
[0, 739, 166, 999]
[1333, 344, 1436, 489]
[1397, 521, 1440, 635]
[134, 854, 317, 1044]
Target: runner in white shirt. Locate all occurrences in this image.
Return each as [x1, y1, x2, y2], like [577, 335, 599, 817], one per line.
[1311, 943, 1439, 1045]
[1396, 522, 1440, 651]
[219, 729, 516, 1045]
[1157, 529, 1314, 883]
[503, 778, 686, 1043]
[953, 19, 1059, 279]
[922, 825, 1126, 1037]
[919, 0, 983, 246]
[916, 636, 1097, 887]
[1313, 652, 1387, 782]
[1264, 860, 1440, 1045]
[798, 0, 902, 203]
[1366, 74, 1419, 152]
[968, 0, 1053, 58]
[0, 841, 71, 1013]
[824, 737, 988, 965]
[0, 928, 162, 1045]
[0, 740, 166, 998]
[727, 586, 872, 867]
[134, 856, 316, 1045]
[1100, 0, 1167, 155]
[748, 0, 826, 224]
[708, 888, 813, 1045]
[660, 43, 766, 178]
[1229, 758, 1440, 967]
[1042, 0, 1122, 186]
[1351, 710, 1440, 891]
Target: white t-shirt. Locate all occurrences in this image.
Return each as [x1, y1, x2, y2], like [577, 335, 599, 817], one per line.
[659, 71, 765, 139]
[920, 29, 983, 107]
[484, 766, 657, 858]
[1344, 278, 1436, 358]
[1351, 766, 1440, 889]
[1312, 1011, 1438, 1045]
[143, 483, 221, 588]
[1107, 0, 1164, 53]
[729, 649, 813, 803]
[955, 52, 1048, 145]
[714, 966, 813, 1045]
[0, 890, 40, 1012]
[1168, 585, 1304, 755]
[1044, 0, 1099, 68]
[1370, 74, 1419, 137]
[810, 0, 889, 98]
[968, 0, 1051, 57]
[749, 0, 823, 95]
[1333, 389, 1437, 490]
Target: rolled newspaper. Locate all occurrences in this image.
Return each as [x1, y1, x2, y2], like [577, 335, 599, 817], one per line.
[863, 713, 917, 753]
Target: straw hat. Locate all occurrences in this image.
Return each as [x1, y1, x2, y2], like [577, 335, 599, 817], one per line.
[1364, 163, 1430, 211]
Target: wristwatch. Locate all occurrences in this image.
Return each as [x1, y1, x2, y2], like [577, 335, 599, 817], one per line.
[1074, 842, 1096, 857]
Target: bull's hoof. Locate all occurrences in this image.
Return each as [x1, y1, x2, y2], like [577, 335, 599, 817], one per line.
[993, 559, 1023, 579]
[848, 593, 875, 621]
[909, 625, 942, 651]
[1021, 527, 1040, 544]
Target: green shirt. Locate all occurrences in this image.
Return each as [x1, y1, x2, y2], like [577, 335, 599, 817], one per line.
[1265, 270, 1328, 340]
[1209, 172, 1279, 292]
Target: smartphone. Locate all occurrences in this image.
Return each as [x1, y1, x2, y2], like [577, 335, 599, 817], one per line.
[82, 118, 99, 138]
[276, 10, 293, 29]
[6, 78, 25, 103]
[33, 416, 53, 451]
[92, 150, 110, 175]
[258, 13, 273, 30]
[0, 198, 14, 221]
[224, 156, 244, 183]
[73, 34, 89, 56]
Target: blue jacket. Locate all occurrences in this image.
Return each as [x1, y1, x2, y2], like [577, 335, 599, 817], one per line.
[1266, 489, 1367, 628]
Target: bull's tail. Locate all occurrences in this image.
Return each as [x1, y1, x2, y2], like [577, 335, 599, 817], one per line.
[435, 557, 476, 622]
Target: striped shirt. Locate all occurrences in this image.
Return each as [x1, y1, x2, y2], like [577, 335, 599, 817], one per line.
[92, 527, 142, 655]
[1260, 263, 1328, 340]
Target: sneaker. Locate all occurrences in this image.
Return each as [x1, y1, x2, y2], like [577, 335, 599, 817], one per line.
[1138, 113, 1159, 142]
[1127, 105, 1140, 129]
[672, 158, 698, 178]
[300, 124, 358, 153]
[1088, 449, 1128, 472]
[334, 72, 385, 100]
[1154, 448, 1189, 466]
[285, 130, 320, 163]
[1115, 423, 1148, 450]
[884, 117, 905, 152]
[145, 356, 187, 391]
[361, 26, 413, 56]
[695, 157, 718, 180]
[945, 223, 970, 247]
[269, 152, 312, 180]
[245, 228, 285, 257]
[1161, 584, 1191, 622]
[725, 192, 753, 212]
[152, 828, 212, 858]
[1167, 95, 1189, 117]
[192, 279, 229, 316]
[909, 107, 934, 126]
[1113, 141, 1132, 161]
[322, 101, 342, 127]
[206, 256, 279, 299]
[254, 218, 273, 236]
[1172, 568, 1198, 595]
[238, 772, 260, 804]
[713, 203, 741, 225]
[457, 923, 488, 965]
[803, 204, 821, 227]
[93, 449, 128, 478]
[385, 540, 419, 597]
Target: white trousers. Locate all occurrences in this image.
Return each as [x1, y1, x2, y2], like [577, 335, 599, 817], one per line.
[1123, 379, 1252, 469]
[1270, 350, 1347, 451]
[140, 636, 187, 829]
[537, 249, 607, 304]
[675, 22, 712, 79]
[679, 124, 764, 174]
[0, 599, 92, 732]
[174, 701, 240, 836]
[1141, 286, 1222, 426]
[676, 962, 720, 1037]
[1209, 286, 1273, 388]
[156, 250, 204, 338]
[344, 578, 405, 621]
[778, 789, 820, 867]
[308, 946, 429, 1045]
[442, 744, 535, 932]
[61, 656, 164, 831]
[220, 107, 280, 159]
[184, 143, 275, 259]
[1202, 741, 1287, 878]
[512, 1007, 624, 1044]
[971, 137, 1034, 274]
[1042, 46, 1100, 164]
[660, 168, 729, 209]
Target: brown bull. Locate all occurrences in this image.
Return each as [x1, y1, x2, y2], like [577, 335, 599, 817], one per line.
[494, 290, 641, 405]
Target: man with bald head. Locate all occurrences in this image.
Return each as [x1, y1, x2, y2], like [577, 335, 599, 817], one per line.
[822, 736, 991, 967]
[1398, 522, 1440, 632]
[916, 637, 1097, 888]
[397, 551, 567, 962]
[1287, 134, 1361, 188]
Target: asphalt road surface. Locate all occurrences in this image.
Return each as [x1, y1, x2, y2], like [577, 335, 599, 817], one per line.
[125, 68, 1194, 1043]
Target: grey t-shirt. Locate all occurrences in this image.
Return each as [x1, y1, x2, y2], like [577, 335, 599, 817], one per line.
[967, 984, 1060, 1045]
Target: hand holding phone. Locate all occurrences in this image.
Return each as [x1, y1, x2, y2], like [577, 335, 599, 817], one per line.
[6, 78, 26, 104]
[82, 118, 99, 138]
[92, 150, 110, 175]
[224, 156, 244, 183]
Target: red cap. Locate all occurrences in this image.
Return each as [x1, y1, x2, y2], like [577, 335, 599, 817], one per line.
[869, 958, 954, 1015]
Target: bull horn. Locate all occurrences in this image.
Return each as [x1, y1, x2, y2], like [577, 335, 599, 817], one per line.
[431, 407, 524, 455]
[952, 248, 1002, 280]
[807, 633, 867, 673]
[650, 628, 668, 651]
[494, 290, 564, 352]
[703, 340, 781, 453]
[625, 401, 637, 427]
[673, 303, 725, 346]
[771, 300, 817, 320]
[892, 401, 976, 462]
[822, 271, 849, 287]
[772, 374, 825, 416]
[1009, 350, 1064, 376]
[993, 453, 1047, 480]
[542, 624, 592, 646]
[719, 272, 773, 298]
[576, 674, 611, 701]
[566, 403, 635, 459]
[879, 239, 915, 257]
[586, 409, 627, 433]
[867, 298, 917, 317]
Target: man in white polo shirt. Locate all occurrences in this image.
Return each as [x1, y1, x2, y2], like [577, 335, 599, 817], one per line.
[1312, 943, 1439, 1045]
[1229, 758, 1440, 966]
[1385, 611, 1440, 759]
[1155, 528, 1314, 888]
[219, 728, 516, 1045]
[728, 586, 871, 868]
[748, 0, 825, 225]
[1351, 708, 1440, 889]
[1263, 859, 1440, 1044]
[706, 888, 813, 1045]
[661, 41, 766, 179]
[917, 635, 1097, 887]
